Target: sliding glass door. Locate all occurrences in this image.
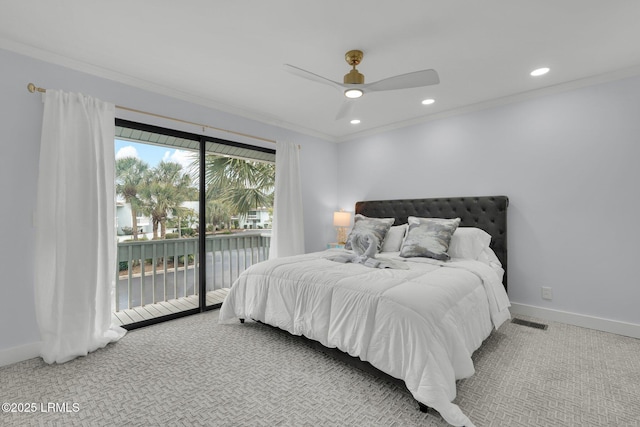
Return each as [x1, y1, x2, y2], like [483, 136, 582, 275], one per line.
[113, 122, 201, 326]
[112, 119, 275, 328]
[202, 144, 275, 308]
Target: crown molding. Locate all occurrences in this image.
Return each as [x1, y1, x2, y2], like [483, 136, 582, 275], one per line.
[0, 38, 337, 143]
[5, 36, 639, 145]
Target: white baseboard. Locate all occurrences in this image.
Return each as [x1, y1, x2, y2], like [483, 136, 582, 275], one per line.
[510, 303, 640, 340]
[0, 342, 41, 367]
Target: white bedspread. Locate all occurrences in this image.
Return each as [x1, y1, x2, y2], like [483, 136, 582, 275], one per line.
[219, 249, 511, 426]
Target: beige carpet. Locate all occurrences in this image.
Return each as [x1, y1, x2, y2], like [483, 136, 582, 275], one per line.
[1, 310, 639, 426]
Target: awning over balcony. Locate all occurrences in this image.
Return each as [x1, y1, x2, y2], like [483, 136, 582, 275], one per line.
[115, 121, 275, 164]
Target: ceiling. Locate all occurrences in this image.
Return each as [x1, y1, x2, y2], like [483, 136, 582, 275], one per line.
[2, 1, 640, 142]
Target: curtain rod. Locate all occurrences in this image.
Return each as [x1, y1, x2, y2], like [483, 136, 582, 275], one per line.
[26, 83, 277, 145]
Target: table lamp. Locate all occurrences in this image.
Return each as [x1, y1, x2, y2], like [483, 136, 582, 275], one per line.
[333, 211, 351, 244]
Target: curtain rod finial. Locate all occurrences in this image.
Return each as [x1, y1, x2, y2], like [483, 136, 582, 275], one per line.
[27, 83, 45, 93]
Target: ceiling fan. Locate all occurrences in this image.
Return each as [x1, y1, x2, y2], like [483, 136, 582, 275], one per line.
[284, 49, 439, 120]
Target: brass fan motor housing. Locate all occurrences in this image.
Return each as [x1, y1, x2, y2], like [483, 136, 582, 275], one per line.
[344, 49, 365, 84]
[344, 69, 365, 84]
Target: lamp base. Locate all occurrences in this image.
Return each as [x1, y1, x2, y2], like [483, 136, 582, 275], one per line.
[336, 227, 348, 245]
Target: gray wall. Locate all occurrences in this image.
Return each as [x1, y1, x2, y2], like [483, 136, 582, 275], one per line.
[337, 74, 640, 328]
[0, 48, 338, 356]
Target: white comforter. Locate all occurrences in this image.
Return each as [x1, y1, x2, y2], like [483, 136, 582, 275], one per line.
[219, 249, 511, 427]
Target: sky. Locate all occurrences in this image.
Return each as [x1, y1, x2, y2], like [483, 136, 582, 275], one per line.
[115, 139, 196, 171]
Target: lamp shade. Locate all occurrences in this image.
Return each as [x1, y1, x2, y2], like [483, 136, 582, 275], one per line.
[333, 211, 351, 227]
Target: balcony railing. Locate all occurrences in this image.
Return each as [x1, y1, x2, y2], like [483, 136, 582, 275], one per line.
[115, 232, 270, 313]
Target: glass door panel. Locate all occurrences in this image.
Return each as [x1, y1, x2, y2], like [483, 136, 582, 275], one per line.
[113, 136, 200, 326]
[204, 153, 275, 308]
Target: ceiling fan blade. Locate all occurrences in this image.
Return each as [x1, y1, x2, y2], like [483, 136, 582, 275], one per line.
[283, 64, 343, 91]
[335, 100, 355, 120]
[366, 69, 440, 92]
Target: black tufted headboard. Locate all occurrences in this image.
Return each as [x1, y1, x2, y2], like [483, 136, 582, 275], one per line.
[355, 196, 509, 290]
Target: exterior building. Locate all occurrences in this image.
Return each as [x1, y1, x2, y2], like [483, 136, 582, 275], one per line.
[116, 201, 152, 240]
[116, 201, 199, 241]
[235, 208, 271, 229]
[116, 201, 271, 241]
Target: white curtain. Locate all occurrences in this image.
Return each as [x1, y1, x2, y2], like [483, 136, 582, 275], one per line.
[269, 140, 305, 259]
[34, 90, 126, 364]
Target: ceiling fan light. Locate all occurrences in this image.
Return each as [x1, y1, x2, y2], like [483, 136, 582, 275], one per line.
[530, 67, 550, 77]
[344, 89, 363, 99]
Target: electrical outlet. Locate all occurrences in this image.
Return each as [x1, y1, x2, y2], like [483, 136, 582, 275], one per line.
[541, 286, 553, 300]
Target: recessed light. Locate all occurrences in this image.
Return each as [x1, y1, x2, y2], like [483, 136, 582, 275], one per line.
[350, 119, 361, 125]
[530, 67, 550, 77]
[421, 98, 435, 105]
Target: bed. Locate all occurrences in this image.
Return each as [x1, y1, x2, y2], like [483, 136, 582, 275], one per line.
[219, 196, 510, 427]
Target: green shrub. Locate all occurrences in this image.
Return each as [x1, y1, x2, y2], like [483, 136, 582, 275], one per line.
[177, 254, 195, 265]
[181, 228, 195, 237]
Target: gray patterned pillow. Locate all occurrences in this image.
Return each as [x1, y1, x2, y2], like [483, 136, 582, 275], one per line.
[399, 217, 461, 260]
[345, 214, 394, 253]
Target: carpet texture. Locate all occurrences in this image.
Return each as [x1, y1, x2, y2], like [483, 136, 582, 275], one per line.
[1, 310, 639, 426]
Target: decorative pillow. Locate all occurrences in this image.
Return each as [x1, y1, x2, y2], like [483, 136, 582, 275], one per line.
[345, 214, 394, 253]
[380, 224, 408, 252]
[399, 217, 461, 260]
[448, 227, 492, 260]
[349, 232, 380, 258]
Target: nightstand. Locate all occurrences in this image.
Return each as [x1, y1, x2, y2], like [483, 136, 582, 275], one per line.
[327, 242, 345, 249]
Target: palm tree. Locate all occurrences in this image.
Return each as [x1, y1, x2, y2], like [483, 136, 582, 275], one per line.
[115, 157, 149, 240]
[139, 161, 194, 239]
[171, 207, 198, 237]
[191, 155, 275, 222]
[208, 200, 233, 232]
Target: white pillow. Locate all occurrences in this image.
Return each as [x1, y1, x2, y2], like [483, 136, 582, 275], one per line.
[380, 224, 407, 252]
[448, 227, 492, 260]
[477, 246, 502, 268]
